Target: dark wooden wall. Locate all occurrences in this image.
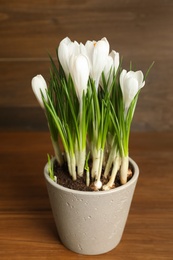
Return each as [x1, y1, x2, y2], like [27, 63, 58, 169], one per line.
[0, 0, 173, 131]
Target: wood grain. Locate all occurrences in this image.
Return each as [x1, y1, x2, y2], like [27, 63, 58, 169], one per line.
[0, 0, 173, 131]
[0, 131, 173, 259]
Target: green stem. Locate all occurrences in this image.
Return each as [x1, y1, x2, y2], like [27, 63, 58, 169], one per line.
[91, 149, 101, 179]
[51, 137, 63, 166]
[103, 145, 117, 178]
[77, 149, 86, 177]
[120, 155, 129, 184]
[66, 152, 77, 181]
[103, 155, 121, 190]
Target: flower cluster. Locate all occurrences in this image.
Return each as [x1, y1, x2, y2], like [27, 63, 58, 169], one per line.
[31, 37, 147, 190]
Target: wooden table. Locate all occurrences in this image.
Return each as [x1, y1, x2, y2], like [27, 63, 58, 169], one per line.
[0, 131, 172, 259]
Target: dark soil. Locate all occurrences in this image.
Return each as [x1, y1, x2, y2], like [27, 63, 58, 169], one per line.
[53, 160, 134, 192]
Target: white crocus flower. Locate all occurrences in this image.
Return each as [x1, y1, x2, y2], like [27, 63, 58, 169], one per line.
[69, 54, 90, 177]
[85, 37, 110, 90]
[31, 75, 48, 109]
[69, 54, 90, 104]
[101, 50, 120, 89]
[120, 70, 145, 111]
[58, 37, 80, 78]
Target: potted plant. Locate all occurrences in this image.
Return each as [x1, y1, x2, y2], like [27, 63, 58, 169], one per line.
[31, 37, 152, 255]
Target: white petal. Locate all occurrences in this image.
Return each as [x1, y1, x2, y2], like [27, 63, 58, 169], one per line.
[120, 69, 127, 96]
[141, 80, 145, 88]
[134, 70, 144, 88]
[100, 56, 113, 89]
[95, 37, 110, 58]
[31, 75, 48, 109]
[58, 42, 70, 77]
[123, 77, 139, 109]
[126, 71, 135, 79]
[69, 41, 80, 56]
[60, 37, 71, 45]
[85, 40, 94, 62]
[110, 50, 120, 72]
[104, 56, 113, 76]
[80, 42, 87, 56]
[69, 54, 89, 102]
[84, 38, 110, 88]
[100, 37, 110, 51]
[92, 38, 110, 87]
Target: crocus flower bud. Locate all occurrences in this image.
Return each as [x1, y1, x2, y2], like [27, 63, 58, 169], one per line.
[58, 37, 71, 78]
[69, 54, 90, 104]
[109, 50, 119, 73]
[31, 74, 48, 109]
[58, 37, 80, 79]
[85, 37, 110, 90]
[101, 50, 119, 89]
[120, 70, 145, 111]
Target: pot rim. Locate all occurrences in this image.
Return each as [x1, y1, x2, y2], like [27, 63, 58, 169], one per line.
[44, 157, 139, 196]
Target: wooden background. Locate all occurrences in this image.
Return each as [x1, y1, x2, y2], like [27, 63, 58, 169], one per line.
[0, 0, 173, 131]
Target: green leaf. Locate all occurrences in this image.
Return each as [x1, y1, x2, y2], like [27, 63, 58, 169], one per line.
[47, 154, 54, 180]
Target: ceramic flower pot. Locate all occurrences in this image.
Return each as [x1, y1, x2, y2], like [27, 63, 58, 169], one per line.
[44, 157, 139, 255]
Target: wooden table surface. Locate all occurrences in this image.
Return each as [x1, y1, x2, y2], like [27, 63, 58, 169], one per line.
[0, 131, 172, 260]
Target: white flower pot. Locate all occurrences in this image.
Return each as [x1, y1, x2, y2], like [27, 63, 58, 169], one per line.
[44, 158, 139, 255]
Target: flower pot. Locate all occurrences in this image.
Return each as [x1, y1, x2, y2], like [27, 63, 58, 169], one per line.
[44, 158, 139, 255]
